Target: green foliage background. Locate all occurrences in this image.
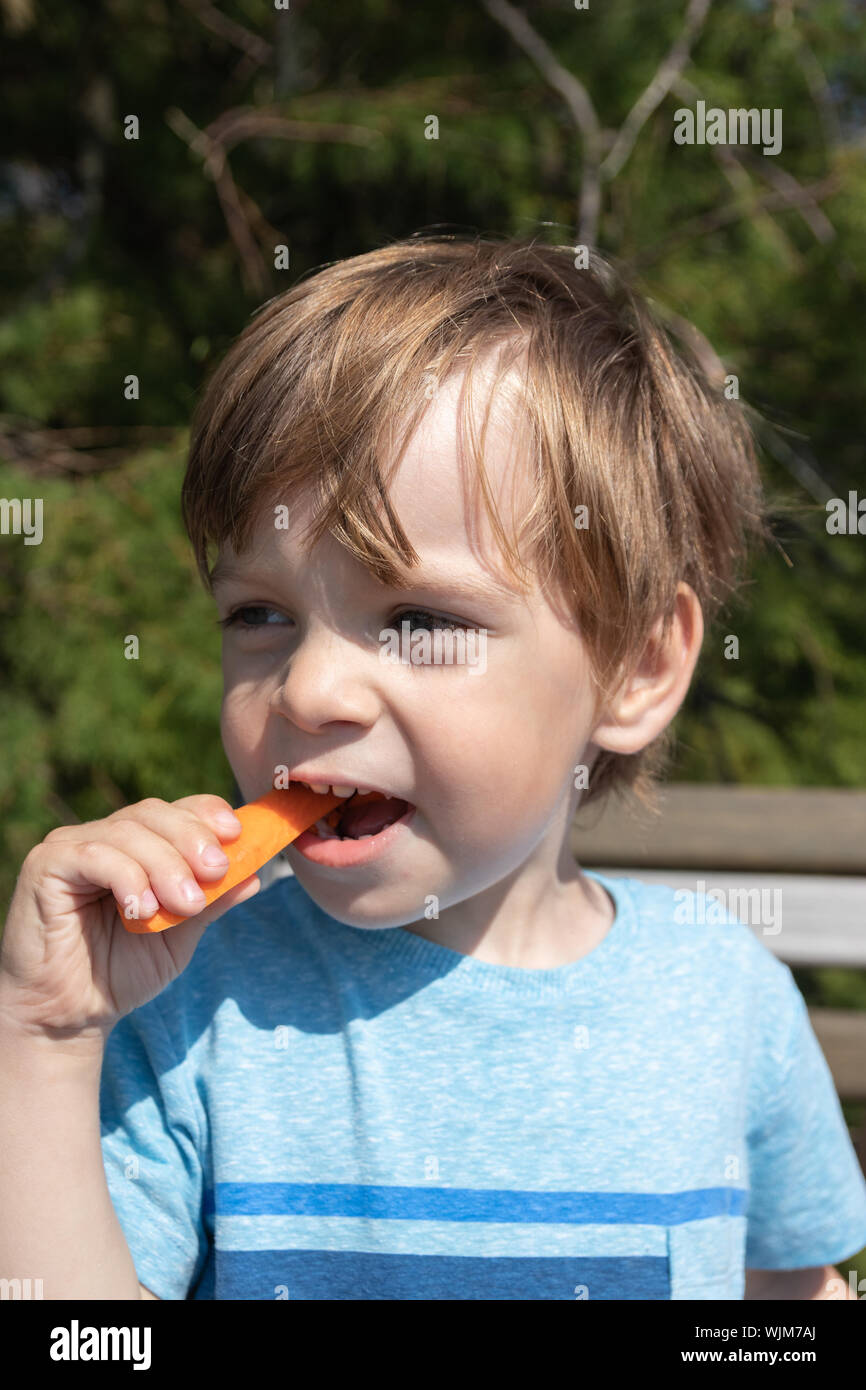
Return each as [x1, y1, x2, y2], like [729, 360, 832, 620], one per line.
[1, 0, 865, 1275]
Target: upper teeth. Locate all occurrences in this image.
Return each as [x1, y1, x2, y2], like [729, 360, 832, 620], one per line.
[305, 782, 363, 798]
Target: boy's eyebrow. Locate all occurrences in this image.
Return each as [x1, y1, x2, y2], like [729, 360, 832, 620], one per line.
[211, 557, 259, 590]
[388, 561, 519, 603]
[211, 556, 518, 603]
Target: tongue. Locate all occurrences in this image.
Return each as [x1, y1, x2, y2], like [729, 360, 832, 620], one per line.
[338, 797, 408, 839]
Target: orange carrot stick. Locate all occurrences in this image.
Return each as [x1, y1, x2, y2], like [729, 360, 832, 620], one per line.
[120, 785, 348, 934]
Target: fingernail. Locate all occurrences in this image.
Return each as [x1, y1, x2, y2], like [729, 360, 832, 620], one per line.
[201, 845, 229, 867]
[141, 889, 159, 915]
[181, 878, 207, 904]
[215, 812, 242, 833]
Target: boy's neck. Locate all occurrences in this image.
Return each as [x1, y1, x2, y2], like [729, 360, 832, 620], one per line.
[400, 868, 616, 971]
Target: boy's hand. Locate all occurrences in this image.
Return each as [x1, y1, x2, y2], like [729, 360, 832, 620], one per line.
[0, 795, 260, 1050]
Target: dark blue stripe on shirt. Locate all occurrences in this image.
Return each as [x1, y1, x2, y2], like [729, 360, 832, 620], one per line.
[214, 1248, 671, 1300]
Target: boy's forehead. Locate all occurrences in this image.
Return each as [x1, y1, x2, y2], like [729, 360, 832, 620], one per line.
[216, 357, 536, 595]
[385, 358, 535, 568]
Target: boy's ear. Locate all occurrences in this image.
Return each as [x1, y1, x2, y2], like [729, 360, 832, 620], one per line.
[589, 583, 704, 756]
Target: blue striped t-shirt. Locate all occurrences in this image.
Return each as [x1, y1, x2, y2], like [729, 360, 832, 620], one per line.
[99, 870, 866, 1299]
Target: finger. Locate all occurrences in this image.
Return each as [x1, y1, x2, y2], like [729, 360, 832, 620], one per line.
[105, 800, 238, 892]
[81, 819, 224, 921]
[27, 839, 164, 928]
[153, 873, 261, 945]
[170, 794, 244, 842]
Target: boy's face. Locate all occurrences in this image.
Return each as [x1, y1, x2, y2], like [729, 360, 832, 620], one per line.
[214, 359, 620, 933]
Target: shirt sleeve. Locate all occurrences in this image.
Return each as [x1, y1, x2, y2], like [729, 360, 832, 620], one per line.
[744, 971, 866, 1270]
[99, 994, 209, 1300]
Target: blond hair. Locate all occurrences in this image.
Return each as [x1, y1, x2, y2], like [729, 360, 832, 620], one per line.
[182, 233, 772, 815]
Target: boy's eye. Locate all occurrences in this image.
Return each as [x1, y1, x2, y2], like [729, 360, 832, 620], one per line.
[217, 606, 468, 633]
[217, 605, 289, 631]
[393, 608, 466, 633]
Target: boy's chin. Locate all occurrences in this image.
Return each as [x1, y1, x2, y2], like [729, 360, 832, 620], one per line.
[305, 896, 425, 932]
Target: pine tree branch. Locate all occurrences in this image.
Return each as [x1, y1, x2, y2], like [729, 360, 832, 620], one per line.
[479, 0, 602, 245]
[600, 0, 713, 180]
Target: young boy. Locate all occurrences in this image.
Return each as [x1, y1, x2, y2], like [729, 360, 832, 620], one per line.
[2, 235, 865, 1301]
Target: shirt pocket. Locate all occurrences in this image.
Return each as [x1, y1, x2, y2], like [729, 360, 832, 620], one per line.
[667, 1216, 747, 1299]
[563, 1225, 672, 1299]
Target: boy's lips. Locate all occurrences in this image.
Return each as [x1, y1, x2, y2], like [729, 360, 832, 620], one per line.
[290, 802, 417, 867]
[281, 770, 418, 866]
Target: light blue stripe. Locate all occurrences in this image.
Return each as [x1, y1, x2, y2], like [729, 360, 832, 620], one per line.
[212, 1215, 673, 1256]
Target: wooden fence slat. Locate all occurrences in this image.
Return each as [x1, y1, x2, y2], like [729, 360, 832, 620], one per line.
[572, 786, 866, 874]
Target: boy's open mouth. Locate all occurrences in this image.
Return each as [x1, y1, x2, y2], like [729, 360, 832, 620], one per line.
[309, 789, 414, 841]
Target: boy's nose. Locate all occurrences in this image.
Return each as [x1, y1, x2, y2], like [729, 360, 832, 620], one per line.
[269, 632, 382, 732]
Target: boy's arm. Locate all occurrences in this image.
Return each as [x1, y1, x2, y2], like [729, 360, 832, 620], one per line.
[744, 1265, 855, 1299]
[0, 1019, 144, 1299]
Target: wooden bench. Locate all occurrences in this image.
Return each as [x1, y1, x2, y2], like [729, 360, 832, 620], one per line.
[572, 785, 866, 1175]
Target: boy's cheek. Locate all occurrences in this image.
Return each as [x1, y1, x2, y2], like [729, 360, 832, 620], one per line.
[219, 707, 265, 792]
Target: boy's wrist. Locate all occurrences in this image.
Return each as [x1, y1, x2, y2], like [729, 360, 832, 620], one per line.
[0, 988, 108, 1069]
